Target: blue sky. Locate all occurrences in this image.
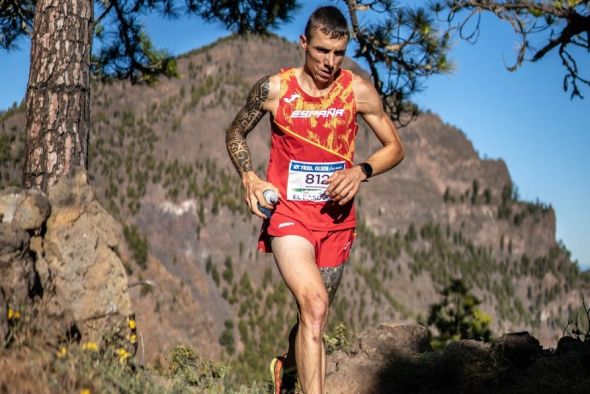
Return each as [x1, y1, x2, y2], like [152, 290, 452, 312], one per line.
[1, 1, 588, 269]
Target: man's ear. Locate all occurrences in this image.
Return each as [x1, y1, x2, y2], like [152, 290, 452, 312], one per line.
[300, 34, 308, 51]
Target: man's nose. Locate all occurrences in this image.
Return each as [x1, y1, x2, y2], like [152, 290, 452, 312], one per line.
[324, 53, 335, 69]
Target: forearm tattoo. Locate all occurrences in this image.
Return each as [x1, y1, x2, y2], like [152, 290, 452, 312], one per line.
[226, 76, 270, 174]
[320, 265, 345, 304]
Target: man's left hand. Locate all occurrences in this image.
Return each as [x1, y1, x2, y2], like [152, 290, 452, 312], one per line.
[325, 166, 366, 205]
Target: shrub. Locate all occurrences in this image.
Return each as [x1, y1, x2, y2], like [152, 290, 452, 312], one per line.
[427, 279, 492, 349]
[324, 323, 353, 355]
[123, 224, 149, 269]
[167, 344, 227, 389]
[219, 320, 236, 354]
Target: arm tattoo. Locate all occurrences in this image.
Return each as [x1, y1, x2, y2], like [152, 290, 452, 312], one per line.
[226, 75, 270, 175]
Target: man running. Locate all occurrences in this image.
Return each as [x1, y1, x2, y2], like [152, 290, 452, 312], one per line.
[225, 6, 404, 394]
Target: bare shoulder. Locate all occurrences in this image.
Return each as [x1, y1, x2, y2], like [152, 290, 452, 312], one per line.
[351, 72, 381, 114]
[256, 74, 281, 114]
[267, 73, 281, 101]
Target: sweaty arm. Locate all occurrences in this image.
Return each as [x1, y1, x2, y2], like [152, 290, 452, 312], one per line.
[225, 75, 280, 218]
[326, 75, 404, 205]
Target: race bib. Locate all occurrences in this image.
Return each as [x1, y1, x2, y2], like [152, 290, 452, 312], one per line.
[287, 160, 345, 202]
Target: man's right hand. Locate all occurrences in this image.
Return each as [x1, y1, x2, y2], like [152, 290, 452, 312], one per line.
[241, 171, 280, 219]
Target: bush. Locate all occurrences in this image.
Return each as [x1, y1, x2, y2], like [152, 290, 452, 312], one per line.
[167, 344, 227, 389]
[123, 224, 149, 269]
[428, 279, 492, 349]
[324, 323, 353, 355]
[219, 320, 236, 354]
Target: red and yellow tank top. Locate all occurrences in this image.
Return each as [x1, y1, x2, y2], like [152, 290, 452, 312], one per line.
[266, 68, 358, 230]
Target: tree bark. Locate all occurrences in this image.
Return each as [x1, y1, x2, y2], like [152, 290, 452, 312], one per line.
[23, 0, 93, 191]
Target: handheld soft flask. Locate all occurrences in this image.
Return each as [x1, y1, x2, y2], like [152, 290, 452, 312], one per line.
[257, 189, 278, 219]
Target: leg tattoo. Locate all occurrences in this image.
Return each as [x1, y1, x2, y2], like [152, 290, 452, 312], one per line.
[319, 264, 345, 304]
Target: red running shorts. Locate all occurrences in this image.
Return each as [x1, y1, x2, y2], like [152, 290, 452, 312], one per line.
[258, 212, 355, 268]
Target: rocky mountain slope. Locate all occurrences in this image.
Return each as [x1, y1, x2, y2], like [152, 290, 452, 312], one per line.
[1, 34, 588, 384]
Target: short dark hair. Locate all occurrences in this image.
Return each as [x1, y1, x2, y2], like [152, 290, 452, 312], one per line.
[304, 6, 349, 41]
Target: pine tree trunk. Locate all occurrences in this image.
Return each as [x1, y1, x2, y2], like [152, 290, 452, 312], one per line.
[23, 0, 93, 191]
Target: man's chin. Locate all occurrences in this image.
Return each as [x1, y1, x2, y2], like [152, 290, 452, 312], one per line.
[316, 72, 334, 83]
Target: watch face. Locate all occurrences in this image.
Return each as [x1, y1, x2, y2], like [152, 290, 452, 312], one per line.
[361, 163, 373, 178]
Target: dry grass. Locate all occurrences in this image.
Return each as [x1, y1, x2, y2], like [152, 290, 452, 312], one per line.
[0, 307, 275, 393]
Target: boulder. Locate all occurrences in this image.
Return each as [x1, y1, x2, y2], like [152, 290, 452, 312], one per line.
[354, 322, 432, 357]
[0, 222, 35, 308]
[0, 191, 45, 347]
[42, 168, 132, 340]
[440, 339, 495, 390]
[0, 222, 30, 266]
[0, 187, 51, 231]
[555, 335, 590, 355]
[492, 331, 542, 367]
[0, 170, 134, 344]
[326, 322, 431, 394]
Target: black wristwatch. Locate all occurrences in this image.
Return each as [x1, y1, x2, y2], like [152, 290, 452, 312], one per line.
[358, 162, 373, 180]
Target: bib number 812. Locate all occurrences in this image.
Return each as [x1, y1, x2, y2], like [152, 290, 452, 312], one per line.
[306, 174, 330, 185]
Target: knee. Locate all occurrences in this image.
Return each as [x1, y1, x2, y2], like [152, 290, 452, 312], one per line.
[299, 291, 329, 329]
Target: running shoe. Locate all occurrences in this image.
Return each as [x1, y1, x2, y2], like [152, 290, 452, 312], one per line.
[270, 353, 297, 394]
[270, 354, 287, 394]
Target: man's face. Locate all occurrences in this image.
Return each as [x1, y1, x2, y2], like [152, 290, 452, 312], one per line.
[301, 29, 348, 85]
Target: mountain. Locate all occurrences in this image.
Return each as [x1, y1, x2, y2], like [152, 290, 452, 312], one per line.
[0, 34, 587, 384]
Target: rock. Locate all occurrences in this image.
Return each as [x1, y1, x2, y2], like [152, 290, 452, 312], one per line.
[492, 331, 542, 367]
[42, 168, 132, 340]
[355, 322, 433, 357]
[0, 222, 30, 265]
[443, 339, 491, 361]
[0, 188, 49, 309]
[326, 323, 431, 394]
[0, 188, 51, 231]
[555, 336, 590, 355]
[0, 222, 36, 306]
[0, 170, 134, 345]
[441, 339, 495, 390]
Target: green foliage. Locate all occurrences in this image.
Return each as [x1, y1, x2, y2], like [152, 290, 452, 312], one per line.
[0, 133, 12, 164]
[471, 179, 479, 205]
[498, 183, 515, 219]
[0, 2, 34, 50]
[123, 224, 149, 269]
[347, 1, 454, 124]
[428, 279, 492, 349]
[211, 265, 220, 287]
[205, 255, 213, 274]
[405, 223, 418, 242]
[222, 255, 235, 284]
[195, 0, 300, 35]
[167, 344, 227, 389]
[219, 319, 236, 354]
[324, 323, 353, 355]
[483, 188, 492, 204]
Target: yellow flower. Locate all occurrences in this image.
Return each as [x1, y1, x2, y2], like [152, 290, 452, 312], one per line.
[117, 348, 130, 363]
[129, 334, 137, 344]
[56, 346, 68, 358]
[128, 319, 136, 330]
[82, 342, 99, 352]
[7, 308, 20, 320]
[80, 389, 91, 394]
